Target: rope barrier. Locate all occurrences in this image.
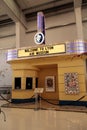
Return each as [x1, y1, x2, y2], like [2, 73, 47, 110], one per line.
[76, 95, 86, 101]
[38, 95, 58, 106]
[0, 108, 6, 121]
[0, 93, 35, 104]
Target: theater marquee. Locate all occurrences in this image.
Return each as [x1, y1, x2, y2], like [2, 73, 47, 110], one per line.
[18, 44, 66, 58]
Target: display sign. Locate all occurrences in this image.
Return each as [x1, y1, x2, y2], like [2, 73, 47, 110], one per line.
[18, 44, 66, 58]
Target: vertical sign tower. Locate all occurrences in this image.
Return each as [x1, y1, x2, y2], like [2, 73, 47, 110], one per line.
[34, 12, 45, 45]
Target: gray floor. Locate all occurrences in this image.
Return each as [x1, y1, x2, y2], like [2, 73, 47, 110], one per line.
[0, 100, 87, 130]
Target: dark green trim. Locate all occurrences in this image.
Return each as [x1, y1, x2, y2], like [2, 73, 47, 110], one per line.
[59, 100, 87, 106]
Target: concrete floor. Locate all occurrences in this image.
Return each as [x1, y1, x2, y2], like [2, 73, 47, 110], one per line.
[0, 100, 87, 130]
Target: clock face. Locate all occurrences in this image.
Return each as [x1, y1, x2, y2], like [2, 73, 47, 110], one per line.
[34, 32, 44, 44]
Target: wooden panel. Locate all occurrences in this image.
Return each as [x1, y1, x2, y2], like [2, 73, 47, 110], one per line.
[58, 66, 85, 75]
[12, 90, 34, 99]
[58, 59, 87, 101]
[58, 59, 84, 67]
[59, 92, 86, 101]
[13, 70, 24, 77]
[23, 70, 38, 77]
[21, 77, 26, 89]
[42, 92, 59, 100]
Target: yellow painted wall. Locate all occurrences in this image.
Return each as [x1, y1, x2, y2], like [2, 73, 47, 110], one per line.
[12, 64, 39, 88]
[12, 90, 34, 99]
[10, 55, 87, 102]
[11, 63, 39, 99]
[58, 59, 87, 101]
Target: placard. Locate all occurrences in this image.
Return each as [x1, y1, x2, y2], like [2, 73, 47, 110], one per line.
[18, 44, 65, 58]
[45, 76, 55, 92]
[34, 88, 44, 93]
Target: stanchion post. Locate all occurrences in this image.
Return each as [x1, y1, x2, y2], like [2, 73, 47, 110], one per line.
[35, 92, 39, 110]
[34, 88, 44, 110]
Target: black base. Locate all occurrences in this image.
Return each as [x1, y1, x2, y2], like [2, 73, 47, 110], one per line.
[11, 98, 35, 104]
[59, 100, 87, 106]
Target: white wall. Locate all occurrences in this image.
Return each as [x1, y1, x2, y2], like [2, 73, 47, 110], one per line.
[83, 22, 87, 39]
[82, 8, 87, 39]
[23, 11, 77, 47]
[0, 24, 15, 49]
[21, 9, 87, 47]
[0, 8, 87, 48]
[0, 36, 16, 49]
[0, 49, 12, 87]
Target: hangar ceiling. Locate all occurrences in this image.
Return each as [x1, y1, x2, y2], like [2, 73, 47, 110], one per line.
[0, 0, 87, 27]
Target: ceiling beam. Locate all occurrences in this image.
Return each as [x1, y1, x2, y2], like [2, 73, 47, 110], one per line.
[0, 0, 27, 29]
[23, 0, 73, 14]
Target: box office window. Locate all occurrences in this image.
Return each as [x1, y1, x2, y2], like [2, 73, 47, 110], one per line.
[26, 77, 32, 89]
[15, 77, 21, 89]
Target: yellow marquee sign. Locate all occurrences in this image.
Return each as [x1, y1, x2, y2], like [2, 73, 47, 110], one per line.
[18, 44, 66, 58]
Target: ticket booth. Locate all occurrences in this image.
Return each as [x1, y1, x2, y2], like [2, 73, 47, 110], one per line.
[7, 41, 87, 105]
